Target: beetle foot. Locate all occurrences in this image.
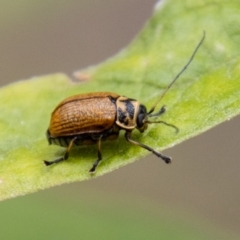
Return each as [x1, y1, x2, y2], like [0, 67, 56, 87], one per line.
[89, 166, 96, 173]
[162, 156, 172, 164]
[43, 160, 54, 166]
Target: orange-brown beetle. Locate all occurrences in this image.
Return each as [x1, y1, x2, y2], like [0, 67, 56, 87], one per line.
[44, 33, 205, 172]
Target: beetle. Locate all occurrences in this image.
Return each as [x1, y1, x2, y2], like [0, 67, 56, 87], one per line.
[44, 32, 205, 173]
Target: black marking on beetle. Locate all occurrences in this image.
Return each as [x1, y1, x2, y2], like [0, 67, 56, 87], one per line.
[108, 95, 117, 104]
[118, 107, 127, 124]
[125, 101, 135, 119]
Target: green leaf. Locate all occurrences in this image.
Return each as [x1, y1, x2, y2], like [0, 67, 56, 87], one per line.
[1, 0, 240, 201]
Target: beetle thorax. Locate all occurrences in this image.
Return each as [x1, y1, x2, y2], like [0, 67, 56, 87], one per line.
[115, 96, 140, 130]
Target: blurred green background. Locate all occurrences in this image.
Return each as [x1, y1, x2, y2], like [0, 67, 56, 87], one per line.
[0, 0, 240, 239]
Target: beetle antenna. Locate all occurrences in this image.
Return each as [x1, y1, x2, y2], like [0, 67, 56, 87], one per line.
[148, 31, 205, 115]
[146, 120, 179, 133]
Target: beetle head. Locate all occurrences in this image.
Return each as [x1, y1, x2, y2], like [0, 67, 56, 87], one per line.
[136, 104, 148, 132]
[136, 105, 178, 133]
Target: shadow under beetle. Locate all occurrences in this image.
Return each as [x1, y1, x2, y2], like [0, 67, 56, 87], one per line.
[44, 32, 205, 173]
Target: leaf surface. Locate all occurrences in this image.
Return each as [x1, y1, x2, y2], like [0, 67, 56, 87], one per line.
[0, 0, 240, 200]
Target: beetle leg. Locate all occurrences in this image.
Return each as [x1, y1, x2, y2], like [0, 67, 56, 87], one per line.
[148, 105, 166, 116]
[125, 131, 171, 164]
[44, 137, 77, 166]
[89, 136, 103, 173]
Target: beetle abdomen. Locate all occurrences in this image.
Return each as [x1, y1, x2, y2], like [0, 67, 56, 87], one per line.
[47, 132, 98, 147]
[47, 128, 120, 147]
[49, 92, 119, 137]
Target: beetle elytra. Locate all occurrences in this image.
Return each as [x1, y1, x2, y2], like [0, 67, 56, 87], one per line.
[44, 32, 205, 173]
